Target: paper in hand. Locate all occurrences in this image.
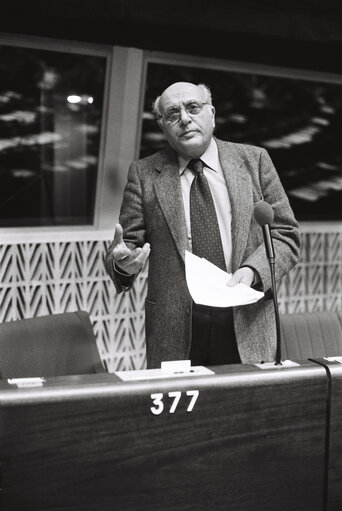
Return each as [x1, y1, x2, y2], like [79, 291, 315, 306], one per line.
[185, 250, 264, 307]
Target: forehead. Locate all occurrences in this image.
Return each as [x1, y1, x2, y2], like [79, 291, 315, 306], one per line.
[160, 83, 204, 111]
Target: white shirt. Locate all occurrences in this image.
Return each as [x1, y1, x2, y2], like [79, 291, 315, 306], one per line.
[178, 138, 232, 273]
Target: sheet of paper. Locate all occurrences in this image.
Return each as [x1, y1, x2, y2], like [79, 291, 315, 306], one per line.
[185, 250, 264, 307]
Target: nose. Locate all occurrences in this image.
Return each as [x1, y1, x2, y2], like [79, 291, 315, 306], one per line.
[179, 106, 191, 125]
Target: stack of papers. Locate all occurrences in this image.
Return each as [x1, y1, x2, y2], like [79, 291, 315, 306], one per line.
[185, 250, 264, 308]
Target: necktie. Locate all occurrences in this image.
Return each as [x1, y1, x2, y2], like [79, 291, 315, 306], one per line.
[189, 159, 226, 271]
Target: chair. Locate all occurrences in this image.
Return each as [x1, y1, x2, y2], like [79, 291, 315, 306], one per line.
[0, 310, 105, 379]
[280, 310, 342, 361]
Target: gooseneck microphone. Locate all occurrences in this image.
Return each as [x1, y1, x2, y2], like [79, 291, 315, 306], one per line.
[254, 201, 282, 365]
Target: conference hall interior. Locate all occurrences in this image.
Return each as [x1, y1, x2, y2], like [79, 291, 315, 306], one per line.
[0, 1, 341, 509]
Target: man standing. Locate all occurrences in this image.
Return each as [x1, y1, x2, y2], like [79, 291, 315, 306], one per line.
[105, 82, 300, 368]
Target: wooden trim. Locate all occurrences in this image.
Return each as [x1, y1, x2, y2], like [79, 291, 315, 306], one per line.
[144, 49, 342, 85]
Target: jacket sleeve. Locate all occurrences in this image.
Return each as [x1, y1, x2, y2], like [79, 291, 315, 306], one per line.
[104, 161, 147, 294]
[241, 148, 301, 294]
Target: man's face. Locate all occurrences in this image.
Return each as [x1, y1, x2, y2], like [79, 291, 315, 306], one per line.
[158, 82, 215, 159]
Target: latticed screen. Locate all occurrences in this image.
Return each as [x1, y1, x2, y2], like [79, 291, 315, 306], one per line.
[1, 232, 341, 370]
[0, 44, 107, 227]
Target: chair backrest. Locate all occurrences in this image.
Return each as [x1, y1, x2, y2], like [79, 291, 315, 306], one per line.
[280, 311, 342, 361]
[0, 310, 105, 379]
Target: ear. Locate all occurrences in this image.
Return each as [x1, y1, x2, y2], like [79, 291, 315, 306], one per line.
[211, 106, 216, 128]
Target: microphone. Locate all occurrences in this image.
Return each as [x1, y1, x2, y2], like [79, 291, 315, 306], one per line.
[254, 201, 282, 365]
[254, 201, 275, 261]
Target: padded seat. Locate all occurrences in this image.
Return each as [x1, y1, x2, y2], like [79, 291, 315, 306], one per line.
[280, 311, 342, 361]
[0, 310, 105, 379]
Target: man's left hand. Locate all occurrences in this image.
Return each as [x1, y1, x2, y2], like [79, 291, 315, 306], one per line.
[227, 267, 255, 287]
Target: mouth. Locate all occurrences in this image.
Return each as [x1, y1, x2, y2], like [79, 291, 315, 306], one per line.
[180, 130, 197, 139]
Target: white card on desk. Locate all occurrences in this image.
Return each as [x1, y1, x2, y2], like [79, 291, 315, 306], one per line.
[324, 356, 342, 363]
[115, 365, 214, 381]
[8, 377, 45, 387]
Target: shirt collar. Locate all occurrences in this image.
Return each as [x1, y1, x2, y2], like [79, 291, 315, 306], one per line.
[178, 137, 220, 175]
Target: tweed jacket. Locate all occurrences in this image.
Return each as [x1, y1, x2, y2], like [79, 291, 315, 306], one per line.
[105, 139, 300, 368]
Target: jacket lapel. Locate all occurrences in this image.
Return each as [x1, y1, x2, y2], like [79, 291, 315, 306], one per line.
[152, 140, 254, 269]
[153, 147, 188, 262]
[216, 139, 254, 272]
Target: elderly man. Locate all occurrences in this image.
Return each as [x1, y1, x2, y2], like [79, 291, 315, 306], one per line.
[105, 81, 300, 368]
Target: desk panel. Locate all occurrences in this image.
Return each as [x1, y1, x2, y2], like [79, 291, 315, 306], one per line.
[0, 362, 327, 511]
[314, 358, 342, 510]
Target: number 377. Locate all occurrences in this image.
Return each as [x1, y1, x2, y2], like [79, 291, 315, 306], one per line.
[150, 390, 199, 415]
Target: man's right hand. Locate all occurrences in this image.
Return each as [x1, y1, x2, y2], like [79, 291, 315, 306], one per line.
[112, 223, 150, 275]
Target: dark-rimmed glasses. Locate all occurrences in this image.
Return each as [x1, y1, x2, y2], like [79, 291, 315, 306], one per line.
[159, 101, 208, 124]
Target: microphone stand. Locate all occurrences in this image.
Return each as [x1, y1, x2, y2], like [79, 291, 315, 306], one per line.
[263, 226, 282, 365]
[269, 258, 282, 366]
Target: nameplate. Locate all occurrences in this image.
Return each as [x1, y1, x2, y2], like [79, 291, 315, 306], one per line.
[115, 366, 214, 382]
[255, 360, 300, 370]
[8, 377, 46, 388]
[324, 356, 342, 364]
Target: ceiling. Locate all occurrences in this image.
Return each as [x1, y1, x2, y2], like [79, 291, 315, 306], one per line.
[1, 1, 341, 72]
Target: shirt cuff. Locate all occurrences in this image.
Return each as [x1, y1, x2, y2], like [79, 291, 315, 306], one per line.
[113, 262, 135, 289]
[241, 265, 261, 287]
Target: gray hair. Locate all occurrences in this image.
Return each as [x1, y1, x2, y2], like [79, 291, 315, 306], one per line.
[152, 83, 213, 120]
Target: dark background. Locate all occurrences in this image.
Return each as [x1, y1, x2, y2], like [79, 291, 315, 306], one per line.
[140, 63, 342, 221]
[1, 0, 342, 221]
[1, 0, 341, 74]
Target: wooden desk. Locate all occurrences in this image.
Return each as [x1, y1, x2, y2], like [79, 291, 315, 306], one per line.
[0, 362, 327, 511]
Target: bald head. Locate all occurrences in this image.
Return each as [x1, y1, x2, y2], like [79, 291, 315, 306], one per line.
[152, 82, 215, 159]
[153, 82, 212, 119]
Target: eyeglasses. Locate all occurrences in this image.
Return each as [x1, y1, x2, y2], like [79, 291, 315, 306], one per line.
[159, 101, 208, 124]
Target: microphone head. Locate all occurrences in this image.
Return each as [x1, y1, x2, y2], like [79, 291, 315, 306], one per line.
[254, 201, 274, 226]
